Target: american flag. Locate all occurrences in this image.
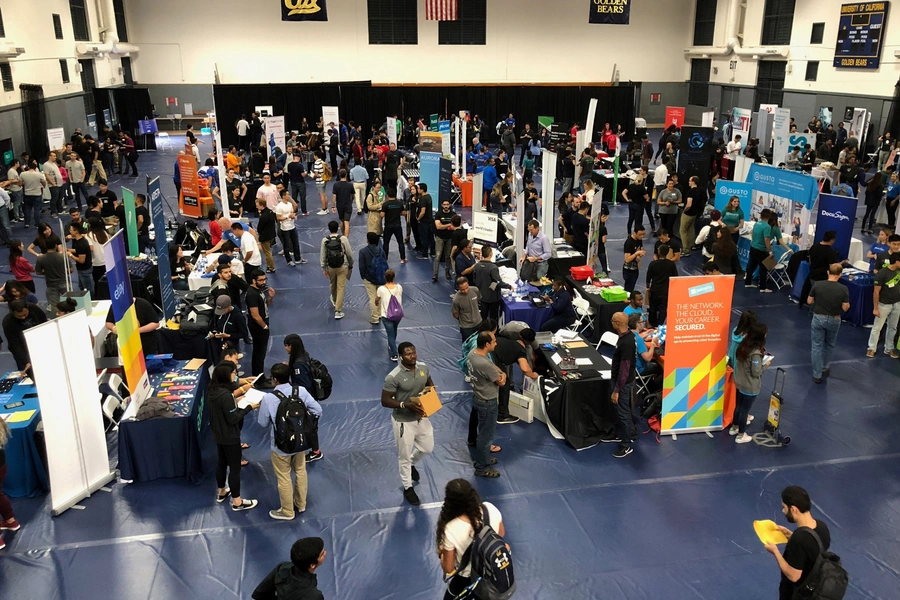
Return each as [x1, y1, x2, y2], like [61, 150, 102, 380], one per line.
[425, 0, 458, 21]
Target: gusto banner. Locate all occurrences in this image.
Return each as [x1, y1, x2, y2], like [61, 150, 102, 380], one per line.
[815, 194, 858, 260]
[104, 233, 151, 401]
[661, 275, 735, 435]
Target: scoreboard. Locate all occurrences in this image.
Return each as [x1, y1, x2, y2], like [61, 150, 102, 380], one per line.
[833, 2, 890, 69]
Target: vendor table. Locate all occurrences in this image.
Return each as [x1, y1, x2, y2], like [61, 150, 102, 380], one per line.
[117, 359, 210, 483]
[188, 253, 221, 290]
[156, 327, 215, 362]
[548, 254, 585, 279]
[791, 261, 874, 327]
[0, 374, 48, 498]
[95, 261, 160, 307]
[565, 276, 628, 344]
[591, 170, 632, 204]
[501, 286, 552, 331]
[537, 336, 616, 449]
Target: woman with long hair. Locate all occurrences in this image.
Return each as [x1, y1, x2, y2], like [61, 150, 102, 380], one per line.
[375, 269, 403, 361]
[488, 182, 504, 218]
[728, 309, 757, 367]
[862, 171, 884, 234]
[27, 223, 59, 258]
[436, 478, 506, 599]
[557, 191, 574, 239]
[208, 361, 259, 511]
[732, 322, 769, 443]
[86, 218, 108, 283]
[711, 228, 740, 275]
[7, 240, 35, 293]
[1, 279, 38, 305]
[722, 195, 745, 244]
[0, 418, 20, 551]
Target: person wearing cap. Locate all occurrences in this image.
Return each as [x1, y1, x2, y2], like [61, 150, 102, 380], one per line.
[694, 209, 726, 259]
[211, 295, 250, 354]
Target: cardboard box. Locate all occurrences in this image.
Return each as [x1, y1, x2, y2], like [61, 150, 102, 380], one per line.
[412, 386, 443, 417]
[509, 391, 534, 423]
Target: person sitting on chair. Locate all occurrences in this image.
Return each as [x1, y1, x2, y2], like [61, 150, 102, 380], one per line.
[629, 312, 662, 392]
[539, 278, 577, 332]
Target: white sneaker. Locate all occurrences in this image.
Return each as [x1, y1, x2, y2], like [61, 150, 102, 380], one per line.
[288, 261, 296, 267]
[335, 311, 345, 319]
[747, 415, 754, 424]
[735, 433, 753, 444]
[232, 499, 258, 511]
[316, 209, 328, 215]
[728, 426, 739, 436]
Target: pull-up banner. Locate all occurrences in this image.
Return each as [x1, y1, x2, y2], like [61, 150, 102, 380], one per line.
[589, 0, 631, 24]
[815, 194, 858, 260]
[282, 0, 328, 21]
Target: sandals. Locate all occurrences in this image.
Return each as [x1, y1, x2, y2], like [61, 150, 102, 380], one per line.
[240, 459, 250, 467]
[241, 443, 250, 450]
[467, 444, 502, 453]
[475, 468, 501, 478]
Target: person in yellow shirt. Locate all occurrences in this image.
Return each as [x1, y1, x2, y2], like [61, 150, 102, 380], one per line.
[225, 146, 241, 172]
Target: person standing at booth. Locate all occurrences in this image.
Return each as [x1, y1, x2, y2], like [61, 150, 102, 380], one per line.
[807, 264, 850, 383]
[607, 312, 638, 458]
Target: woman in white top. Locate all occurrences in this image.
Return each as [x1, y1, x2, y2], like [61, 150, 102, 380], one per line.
[437, 479, 505, 599]
[86, 218, 108, 283]
[581, 179, 596, 206]
[375, 269, 402, 361]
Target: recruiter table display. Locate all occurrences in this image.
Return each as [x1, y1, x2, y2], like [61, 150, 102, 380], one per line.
[536, 335, 616, 449]
[791, 262, 874, 327]
[501, 284, 552, 331]
[0, 373, 48, 498]
[591, 169, 632, 204]
[548, 243, 586, 279]
[188, 253, 221, 290]
[117, 359, 210, 483]
[565, 276, 628, 344]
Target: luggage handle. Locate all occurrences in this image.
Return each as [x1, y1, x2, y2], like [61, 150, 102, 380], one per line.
[772, 367, 786, 397]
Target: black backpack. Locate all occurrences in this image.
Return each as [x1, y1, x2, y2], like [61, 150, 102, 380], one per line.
[324, 235, 345, 268]
[461, 503, 516, 600]
[792, 527, 848, 600]
[272, 385, 319, 454]
[703, 224, 723, 256]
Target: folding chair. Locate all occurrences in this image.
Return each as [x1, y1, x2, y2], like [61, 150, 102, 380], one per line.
[98, 372, 129, 431]
[767, 250, 793, 290]
[570, 295, 595, 337]
[157, 132, 172, 151]
[596, 330, 620, 351]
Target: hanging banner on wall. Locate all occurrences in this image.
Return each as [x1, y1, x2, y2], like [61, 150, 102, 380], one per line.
[772, 108, 792, 167]
[420, 151, 441, 210]
[665, 106, 685, 128]
[815, 194, 859, 260]
[121, 187, 139, 257]
[282, 0, 328, 21]
[47, 127, 66, 152]
[588, 0, 631, 24]
[264, 115, 285, 158]
[148, 177, 176, 320]
[677, 126, 714, 190]
[322, 106, 340, 131]
[833, 2, 890, 69]
[104, 233, 151, 401]
[661, 275, 735, 435]
[715, 179, 753, 217]
[747, 163, 819, 210]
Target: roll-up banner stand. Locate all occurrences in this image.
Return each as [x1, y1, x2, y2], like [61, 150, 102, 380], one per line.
[541, 149, 557, 239]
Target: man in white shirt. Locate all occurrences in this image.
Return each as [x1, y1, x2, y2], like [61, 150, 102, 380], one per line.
[349, 162, 369, 214]
[653, 161, 669, 197]
[236, 114, 250, 151]
[65, 153, 87, 210]
[6, 159, 23, 222]
[725, 135, 743, 180]
[20, 162, 46, 229]
[42, 151, 63, 217]
[256, 173, 279, 211]
[232, 222, 262, 281]
[274, 188, 305, 267]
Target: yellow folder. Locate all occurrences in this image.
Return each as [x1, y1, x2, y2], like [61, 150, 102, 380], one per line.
[753, 520, 788, 545]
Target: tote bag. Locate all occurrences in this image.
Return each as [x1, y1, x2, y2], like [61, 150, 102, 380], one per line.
[386, 289, 404, 322]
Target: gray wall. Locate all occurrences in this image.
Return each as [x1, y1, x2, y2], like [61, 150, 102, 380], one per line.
[638, 82, 688, 124]
[145, 84, 215, 125]
[0, 94, 89, 162]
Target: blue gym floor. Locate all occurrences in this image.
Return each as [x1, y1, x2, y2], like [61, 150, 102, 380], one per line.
[1, 134, 899, 599]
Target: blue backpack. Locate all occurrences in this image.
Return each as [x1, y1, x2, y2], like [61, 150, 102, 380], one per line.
[366, 246, 388, 286]
[461, 504, 516, 600]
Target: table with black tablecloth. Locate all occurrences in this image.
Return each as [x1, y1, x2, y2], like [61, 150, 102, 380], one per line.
[536, 337, 616, 449]
[548, 255, 585, 279]
[591, 171, 630, 205]
[0, 374, 48, 497]
[95, 259, 161, 307]
[117, 360, 210, 483]
[565, 276, 628, 343]
[157, 327, 215, 362]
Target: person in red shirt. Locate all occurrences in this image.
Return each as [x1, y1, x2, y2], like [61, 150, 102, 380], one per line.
[7, 240, 35, 292]
[207, 208, 223, 247]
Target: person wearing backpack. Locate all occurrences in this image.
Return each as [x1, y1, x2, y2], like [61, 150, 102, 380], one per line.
[319, 220, 354, 320]
[376, 269, 404, 361]
[436, 478, 512, 600]
[252, 537, 326, 600]
[766, 485, 844, 600]
[257, 363, 323, 521]
[359, 232, 388, 325]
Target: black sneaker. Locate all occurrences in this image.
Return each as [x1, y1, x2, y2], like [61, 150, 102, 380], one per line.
[496, 416, 519, 425]
[403, 487, 421, 505]
[216, 489, 231, 503]
[600, 435, 622, 443]
[613, 446, 634, 459]
[411, 465, 420, 482]
[306, 450, 324, 463]
[231, 499, 258, 511]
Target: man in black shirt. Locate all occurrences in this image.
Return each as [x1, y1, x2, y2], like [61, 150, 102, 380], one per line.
[653, 229, 682, 261]
[680, 176, 706, 256]
[560, 150, 576, 196]
[607, 312, 637, 458]
[645, 244, 679, 327]
[287, 154, 308, 216]
[622, 225, 646, 293]
[492, 330, 539, 425]
[67, 222, 94, 295]
[800, 231, 848, 307]
[210, 262, 249, 312]
[332, 170, 356, 237]
[104, 297, 161, 355]
[246, 270, 275, 379]
[570, 201, 590, 255]
[135, 193, 151, 253]
[255, 198, 278, 273]
[96, 180, 118, 218]
[766, 486, 832, 600]
[433, 199, 457, 283]
[380, 189, 407, 263]
[252, 536, 326, 600]
[2, 300, 49, 373]
[416, 184, 435, 259]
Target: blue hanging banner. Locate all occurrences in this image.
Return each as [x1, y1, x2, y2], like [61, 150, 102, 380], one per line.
[747, 164, 819, 210]
[420, 152, 441, 211]
[148, 177, 177, 320]
[815, 194, 859, 260]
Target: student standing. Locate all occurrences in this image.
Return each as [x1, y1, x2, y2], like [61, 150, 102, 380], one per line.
[731, 322, 769, 443]
[433, 200, 457, 283]
[466, 333, 505, 478]
[320, 220, 354, 320]
[622, 225, 646, 293]
[680, 176, 706, 255]
[359, 232, 388, 325]
[255, 199, 278, 273]
[209, 361, 259, 511]
[35, 238, 69, 308]
[867, 252, 900, 358]
[251, 537, 327, 600]
[67, 223, 94, 295]
[275, 189, 304, 267]
[332, 170, 356, 237]
[416, 184, 435, 259]
[807, 264, 850, 383]
[452, 277, 482, 341]
[645, 244, 679, 327]
[376, 269, 403, 361]
[365, 181, 384, 235]
[607, 312, 638, 458]
[246, 271, 275, 379]
[472, 245, 510, 321]
[381, 342, 435, 506]
[7, 240, 35, 293]
[257, 363, 323, 521]
[656, 178, 682, 237]
[233, 223, 262, 281]
[380, 189, 407, 264]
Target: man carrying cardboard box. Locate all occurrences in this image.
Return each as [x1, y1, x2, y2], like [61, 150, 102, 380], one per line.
[466, 332, 506, 478]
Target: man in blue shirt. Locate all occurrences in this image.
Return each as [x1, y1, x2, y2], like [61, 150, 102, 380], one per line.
[629, 312, 662, 392]
[481, 157, 498, 207]
[466, 145, 477, 174]
[258, 363, 323, 521]
[522, 220, 552, 282]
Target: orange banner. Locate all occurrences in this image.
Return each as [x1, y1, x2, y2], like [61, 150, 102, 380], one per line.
[661, 275, 734, 434]
[178, 153, 200, 217]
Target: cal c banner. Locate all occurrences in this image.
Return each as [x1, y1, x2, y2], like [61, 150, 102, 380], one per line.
[178, 152, 200, 218]
[815, 194, 858, 260]
[665, 106, 685, 128]
[589, 0, 630, 24]
[661, 275, 735, 435]
[104, 233, 151, 402]
[282, 0, 328, 21]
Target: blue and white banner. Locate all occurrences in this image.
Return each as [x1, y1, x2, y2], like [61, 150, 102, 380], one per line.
[420, 152, 441, 210]
[715, 180, 753, 217]
[815, 194, 858, 260]
[148, 177, 176, 319]
[747, 164, 819, 210]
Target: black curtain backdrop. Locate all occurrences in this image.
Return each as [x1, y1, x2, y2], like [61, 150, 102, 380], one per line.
[213, 83, 635, 149]
[20, 84, 48, 160]
[93, 87, 156, 150]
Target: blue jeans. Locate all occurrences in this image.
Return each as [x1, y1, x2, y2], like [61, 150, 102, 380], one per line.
[48, 186, 62, 214]
[811, 314, 840, 378]
[23, 194, 42, 229]
[381, 317, 399, 358]
[9, 189, 23, 219]
[613, 382, 637, 448]
[472, 396, 498, 473]
[77, 269, 95, 296]
[0, 206, 11, 243]
[732, 391, 757, 434]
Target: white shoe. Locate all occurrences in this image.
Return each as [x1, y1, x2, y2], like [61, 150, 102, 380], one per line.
[747, 415, 754, 424]
[735, 433, 753, 444]
[237, 353, 244, 359]
[728, 426, 739, 436]
[316, 209, 328, 215]
[334, 311, 345, 319]
[288, 261, 296, 267]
